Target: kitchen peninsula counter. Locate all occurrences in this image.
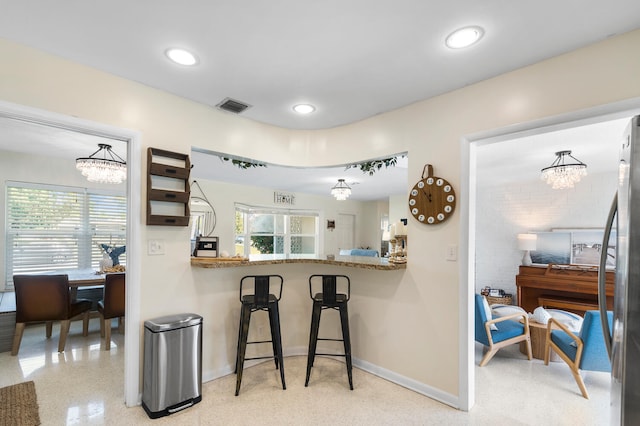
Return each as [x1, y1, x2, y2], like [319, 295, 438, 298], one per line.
[191, 255, 406, 271]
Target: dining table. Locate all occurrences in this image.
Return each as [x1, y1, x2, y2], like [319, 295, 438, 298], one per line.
[65, 269, 106, 287]
[48, 269, 107, 314]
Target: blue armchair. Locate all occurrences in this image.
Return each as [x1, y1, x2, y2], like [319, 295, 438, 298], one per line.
[544, 310, 612, 399]
[474, 294, 532, 366]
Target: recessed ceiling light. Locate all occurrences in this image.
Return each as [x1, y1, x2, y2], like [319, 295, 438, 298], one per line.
[445, 26, 484, 49]
[293, 104, 316, 114]
[165, 48, 198, 66]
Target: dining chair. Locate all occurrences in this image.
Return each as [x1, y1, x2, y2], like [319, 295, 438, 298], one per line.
[97, 272, 126, 350]
[12, 274, 92, 355]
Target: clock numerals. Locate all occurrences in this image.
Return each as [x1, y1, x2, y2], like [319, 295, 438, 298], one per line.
[408, 169, 456, 225]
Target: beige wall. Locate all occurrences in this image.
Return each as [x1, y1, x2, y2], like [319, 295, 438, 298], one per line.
[1, 29, 640, 405]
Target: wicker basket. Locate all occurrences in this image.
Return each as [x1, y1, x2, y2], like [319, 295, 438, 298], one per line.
[485, 295, 513, 306]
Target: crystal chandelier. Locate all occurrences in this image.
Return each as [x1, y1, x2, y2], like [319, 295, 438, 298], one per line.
[76, 144, 127, 184]
[331, 179, 351, 200]
[540, 150, 587, 189]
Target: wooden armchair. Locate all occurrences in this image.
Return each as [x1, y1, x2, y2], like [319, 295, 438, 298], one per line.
[544, 310, 612, 398]
[474, 294, 532, 366]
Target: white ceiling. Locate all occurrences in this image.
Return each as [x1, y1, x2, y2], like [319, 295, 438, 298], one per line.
[191, 149, 408, 201]
[476, 117, 633, 187]
[1, 1, 639, 130]
[1, 3, 639, 197]
[0, 116, 128, 161]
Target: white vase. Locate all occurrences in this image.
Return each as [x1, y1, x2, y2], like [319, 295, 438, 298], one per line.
[100, 253, 113, 272]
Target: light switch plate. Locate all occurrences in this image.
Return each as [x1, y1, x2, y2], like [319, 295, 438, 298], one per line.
[148, 239, 165, 255]
[446, 244, 457, 261]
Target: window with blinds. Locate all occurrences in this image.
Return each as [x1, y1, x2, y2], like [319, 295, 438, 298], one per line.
[5, 182, 126, 289]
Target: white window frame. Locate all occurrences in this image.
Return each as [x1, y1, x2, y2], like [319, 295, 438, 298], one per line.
[235, 204, 319, 260]
[5, 181, 126, 289]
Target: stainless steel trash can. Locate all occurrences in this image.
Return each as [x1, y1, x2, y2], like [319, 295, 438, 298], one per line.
[142, 313, 203, 419]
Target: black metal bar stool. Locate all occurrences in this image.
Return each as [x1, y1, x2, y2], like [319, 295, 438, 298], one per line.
[305, 274, 353, 390]
[234, 274, 286, 396]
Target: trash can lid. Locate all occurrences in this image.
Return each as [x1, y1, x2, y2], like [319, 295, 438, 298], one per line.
[144, 313, 202, 332]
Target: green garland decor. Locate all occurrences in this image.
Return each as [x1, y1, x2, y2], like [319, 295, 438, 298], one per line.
[346, 156, 399, 175]
[220, 155, 402, 174]
[221, 157, 267, 169]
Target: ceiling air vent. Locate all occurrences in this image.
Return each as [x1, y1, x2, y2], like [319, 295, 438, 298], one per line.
[216, 97, 251, 114]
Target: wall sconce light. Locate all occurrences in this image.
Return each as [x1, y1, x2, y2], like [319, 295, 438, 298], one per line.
[327, 220, 336, 231]
[517, 233, 538, 266]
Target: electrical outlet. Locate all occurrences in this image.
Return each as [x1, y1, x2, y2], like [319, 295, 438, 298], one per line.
[148, 239, 165, 255]
[446, 244, 457, 261]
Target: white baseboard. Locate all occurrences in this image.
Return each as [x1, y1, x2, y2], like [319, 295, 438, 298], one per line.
[202, 346, 460, 409]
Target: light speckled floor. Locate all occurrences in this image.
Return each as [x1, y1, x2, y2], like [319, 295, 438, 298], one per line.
[0, 319, 612, 425]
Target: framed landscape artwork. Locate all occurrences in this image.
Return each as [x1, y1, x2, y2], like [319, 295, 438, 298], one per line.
[530, 232, 571, 265]
[530, 229, 616, 268]
[561, 228, 617, 269]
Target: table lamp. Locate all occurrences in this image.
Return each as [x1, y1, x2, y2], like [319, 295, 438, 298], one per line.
[517, 233, 537, 266]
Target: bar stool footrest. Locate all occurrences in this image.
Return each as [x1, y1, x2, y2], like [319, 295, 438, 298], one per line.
[244, 355, 279, 362]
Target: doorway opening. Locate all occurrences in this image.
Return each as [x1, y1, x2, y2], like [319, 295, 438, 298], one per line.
[0, 100, 142, 407]
[462, 99, 640, 410]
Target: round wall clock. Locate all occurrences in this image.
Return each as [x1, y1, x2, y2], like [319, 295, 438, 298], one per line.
[408, 164, 456, 224]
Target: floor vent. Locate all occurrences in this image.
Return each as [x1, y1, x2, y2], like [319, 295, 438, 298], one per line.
[216, 98, 251, 114]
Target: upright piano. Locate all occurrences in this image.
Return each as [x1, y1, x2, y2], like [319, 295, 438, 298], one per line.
[515, 264, 614, 315]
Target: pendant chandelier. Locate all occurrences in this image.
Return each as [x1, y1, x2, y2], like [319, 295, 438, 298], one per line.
[76, 144, 127, 184]
[331, 179, 351, 200]
[540, 150, 587, 189]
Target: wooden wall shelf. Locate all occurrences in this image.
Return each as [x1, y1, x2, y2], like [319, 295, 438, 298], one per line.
[146, 148, 191, 226]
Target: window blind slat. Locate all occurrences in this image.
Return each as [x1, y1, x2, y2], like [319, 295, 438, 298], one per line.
[5, 182, 126, 289]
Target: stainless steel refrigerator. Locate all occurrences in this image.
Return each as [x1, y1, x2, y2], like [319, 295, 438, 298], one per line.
[599, 115, 640, 425]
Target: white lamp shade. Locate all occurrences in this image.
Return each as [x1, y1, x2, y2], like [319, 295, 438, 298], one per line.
[517, 234, 537, 251]
[382, 231, 391, 241]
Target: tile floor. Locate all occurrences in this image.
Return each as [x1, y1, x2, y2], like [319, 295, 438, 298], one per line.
[0, 319, 613, 425]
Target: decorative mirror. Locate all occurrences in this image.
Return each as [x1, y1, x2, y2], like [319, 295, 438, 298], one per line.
[190, 181, 216, 238]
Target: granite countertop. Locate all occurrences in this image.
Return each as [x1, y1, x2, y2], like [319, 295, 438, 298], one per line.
[190, 255, 406, 270]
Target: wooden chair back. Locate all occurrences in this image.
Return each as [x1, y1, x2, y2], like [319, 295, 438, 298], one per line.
[13, 274, 70, 322]
[102, 273, 125, 319]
